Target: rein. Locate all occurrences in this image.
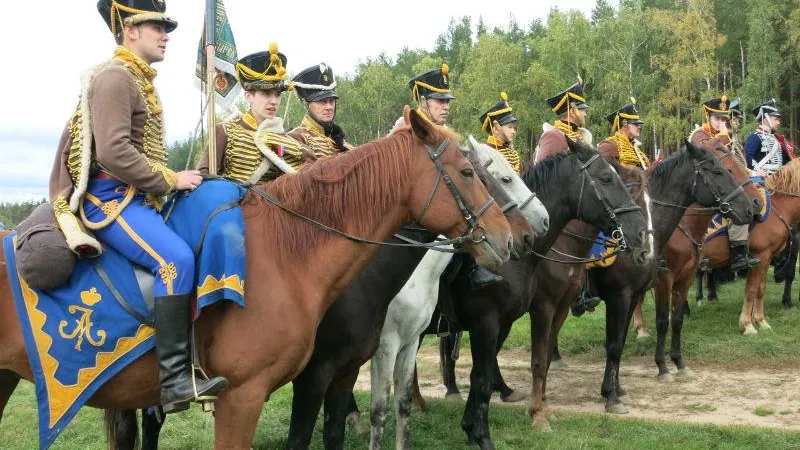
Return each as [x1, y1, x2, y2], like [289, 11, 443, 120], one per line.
[247, 138, 493, 252]
[650, 156, 748, 217]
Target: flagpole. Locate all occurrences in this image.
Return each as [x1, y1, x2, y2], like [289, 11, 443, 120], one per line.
[205, 0, 218, 175]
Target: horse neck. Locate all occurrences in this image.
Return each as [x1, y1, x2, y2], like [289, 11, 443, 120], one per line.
[772, 194, 800, 228]
[649, 161, 698, 251]
[247, 134, 417, 316]
[680, 206, 715, 241]
[532, 188, 573, 255]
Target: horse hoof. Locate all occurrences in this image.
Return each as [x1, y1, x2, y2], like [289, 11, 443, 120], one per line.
[549, 359, 569, 370]
[477, 438, 496, 450]
[501, 390, 530, 403]
[617, 394, 632, 405]
[605, 402, 629, 414]
[636, 329, 651, 340]
[445, 392, 463, 401]
[742, 325, 758, 335]
[676, 368, 694, 379]
[758, 321, 772, 331]
[532, 415, 552, 432]
[657, 373, 675, 383]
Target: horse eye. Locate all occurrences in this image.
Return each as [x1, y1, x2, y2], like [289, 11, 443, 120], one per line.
[600, 176, 613, 183]
[460, 168, 474, 178]
[501, 176, 513, 183]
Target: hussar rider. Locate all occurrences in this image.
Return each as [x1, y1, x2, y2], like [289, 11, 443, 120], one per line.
[690, 95, 759, 272]
[49, 0, 228, 414]
[598, 100, 648, 169]
[533, 79, 592, 164]
[198, 45, 313, 182]
[480, 92, 521, 173]
[288, 63, 353, 157]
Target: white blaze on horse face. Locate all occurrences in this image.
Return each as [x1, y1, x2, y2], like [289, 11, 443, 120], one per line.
[468, 136, 549, 236]
[643, 190, 655, 259]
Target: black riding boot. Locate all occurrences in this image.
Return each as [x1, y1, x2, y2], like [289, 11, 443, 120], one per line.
[154, 294, 229, 413]
[465, 254, 502, 289]
[571, 274, 601, 317]
[729, 241, 760, 272]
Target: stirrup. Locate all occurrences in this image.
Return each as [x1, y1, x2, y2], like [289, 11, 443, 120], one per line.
[191, 364, 220, 412]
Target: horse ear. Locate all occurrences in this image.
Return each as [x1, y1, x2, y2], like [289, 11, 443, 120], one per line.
[407, 106, 435, 144]
[685, 139, 699, 157]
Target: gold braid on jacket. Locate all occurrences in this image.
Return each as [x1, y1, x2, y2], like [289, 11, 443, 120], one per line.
[553, 120, 583, 142]
[610, 132, 649, 168]
[486, 135, 521, 174]
[221, 112, 306, 183]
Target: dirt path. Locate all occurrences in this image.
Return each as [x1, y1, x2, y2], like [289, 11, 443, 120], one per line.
[353, 346, 800, 430]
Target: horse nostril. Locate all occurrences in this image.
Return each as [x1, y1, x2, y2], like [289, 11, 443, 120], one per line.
[638, 229, 646, 243]
[542, 217, 550, 232]
[524, 234, 534, 248]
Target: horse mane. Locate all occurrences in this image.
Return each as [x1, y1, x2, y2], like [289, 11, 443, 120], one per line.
[245, 128, 419, 258]
[393, 123, 462, 145]
[522, 152, 571, 192]
[649, 149, 692, 181]
[766, 157, 800, 194]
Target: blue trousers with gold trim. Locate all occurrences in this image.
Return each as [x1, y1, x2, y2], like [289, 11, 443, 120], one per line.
[83, 177, 194, 297]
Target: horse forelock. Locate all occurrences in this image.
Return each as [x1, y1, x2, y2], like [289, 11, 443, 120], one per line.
[246, 130, 416, 258]
[766, 157, 800, 194]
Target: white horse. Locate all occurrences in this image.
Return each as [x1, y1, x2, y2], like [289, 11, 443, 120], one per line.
[368, 137, 548, 449]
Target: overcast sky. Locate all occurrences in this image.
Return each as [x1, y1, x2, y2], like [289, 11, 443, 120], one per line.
[0, 0, 593, 203]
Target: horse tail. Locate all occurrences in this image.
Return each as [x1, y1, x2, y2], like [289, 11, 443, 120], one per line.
[104, 408, 139, 450]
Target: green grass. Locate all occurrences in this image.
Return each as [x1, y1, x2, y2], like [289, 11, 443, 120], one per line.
[753, 406, 776, 417]
[4, 276, 800, 448]
[3, 384, 800, 450]
[424, 270, 800, 368]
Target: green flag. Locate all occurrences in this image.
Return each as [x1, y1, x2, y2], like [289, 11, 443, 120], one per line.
[195, 0, 240, 110]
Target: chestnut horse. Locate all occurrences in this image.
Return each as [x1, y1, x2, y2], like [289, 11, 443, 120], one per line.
[634, 144, 760, 379]
[0, 107, 512, 450]
[688, 158, 800, 338]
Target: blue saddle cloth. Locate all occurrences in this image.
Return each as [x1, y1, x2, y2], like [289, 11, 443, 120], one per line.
[705, 182, 771, 243]
[2, 178, 247, 450]
[585, 232, 618, 268]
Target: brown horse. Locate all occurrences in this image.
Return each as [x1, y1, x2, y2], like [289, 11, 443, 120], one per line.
[693, 159, 800, 335]
[0, 107, 513, 449]
[634, 144, 760, 379]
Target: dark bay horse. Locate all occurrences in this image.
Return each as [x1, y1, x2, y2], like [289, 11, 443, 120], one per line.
[0, 107, 513, 450]
[638, 144, 759, 380]
[440, 141, 756, 446]
[434, 139, 652, 450]
[106, 144, 548, 450]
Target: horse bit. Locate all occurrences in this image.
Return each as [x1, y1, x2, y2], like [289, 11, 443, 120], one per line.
[248, 138, 496, 250]
[576, 153, 642, 251]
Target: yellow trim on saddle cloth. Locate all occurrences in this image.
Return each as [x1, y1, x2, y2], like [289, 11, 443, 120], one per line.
[196, 274, 245, 299]
[553, 120, 583, 142]
[11, 235, 154, 428]
[610, 132, 649, 169]
[486, 136, 521, 174]
[586, 239, 618, 269]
